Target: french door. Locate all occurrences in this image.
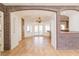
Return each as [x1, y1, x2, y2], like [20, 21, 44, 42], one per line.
[34, 24, 43, 36]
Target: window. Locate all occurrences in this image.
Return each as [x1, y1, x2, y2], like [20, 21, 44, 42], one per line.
[34, 25, 43, 35]
[61, 24, 65, 30]
[45, 25, 50, 32]
[26, 25, 32, 32]
[39, 25, 43, 34]
[34, 25, 38, 35]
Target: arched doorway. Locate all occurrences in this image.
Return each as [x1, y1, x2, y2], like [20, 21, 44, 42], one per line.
[10, 10, 57, 50]
[60, 10, 79, 32]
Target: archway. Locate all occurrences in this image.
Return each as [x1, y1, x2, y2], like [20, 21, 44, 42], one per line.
[10, 10, 57, 50]
[60, 10, 79, 32]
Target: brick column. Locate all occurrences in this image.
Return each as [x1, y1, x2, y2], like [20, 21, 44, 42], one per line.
[56, 10, 61, 49]
[4, 8, 11, 50]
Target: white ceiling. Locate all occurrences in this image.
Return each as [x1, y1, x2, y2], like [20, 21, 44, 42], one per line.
[61, 10, 79, 17]
[13, 10, 56, 17]
[3, 3, 79, 6]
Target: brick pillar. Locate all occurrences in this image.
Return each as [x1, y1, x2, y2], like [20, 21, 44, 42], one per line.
[4, 8, 11, 50]
[56, 10, 61, 49]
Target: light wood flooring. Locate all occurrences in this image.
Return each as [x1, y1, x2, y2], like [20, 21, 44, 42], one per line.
[1, 36, 79, 56]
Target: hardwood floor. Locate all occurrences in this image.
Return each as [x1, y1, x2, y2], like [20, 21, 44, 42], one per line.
[1, 36, 79, 56]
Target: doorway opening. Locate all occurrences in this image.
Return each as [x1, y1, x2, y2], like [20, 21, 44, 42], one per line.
[10, 10, 56, 50]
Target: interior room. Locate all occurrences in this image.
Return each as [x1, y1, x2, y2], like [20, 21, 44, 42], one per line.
[1, 3, 79, 56]
[9, 10, 56, 50]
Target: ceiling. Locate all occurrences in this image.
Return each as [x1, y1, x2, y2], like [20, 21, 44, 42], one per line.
[61, 10, 79, 17]
[13, 10, 56, 17]
[3, 3, 79, 6]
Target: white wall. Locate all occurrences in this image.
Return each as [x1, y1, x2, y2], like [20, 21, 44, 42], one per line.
[0, 11, 4, 51]
[50, 13, 56, 49]
[10, 13, 22, 49]
[69, 14, 79, 31]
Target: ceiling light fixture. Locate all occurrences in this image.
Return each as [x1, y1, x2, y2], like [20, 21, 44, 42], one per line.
[36, 17, 42, 23]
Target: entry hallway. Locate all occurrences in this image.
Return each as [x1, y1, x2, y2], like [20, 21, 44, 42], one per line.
[1, 36, 79, 56]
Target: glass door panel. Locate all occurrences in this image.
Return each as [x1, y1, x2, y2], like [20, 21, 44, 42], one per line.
[34, 25, 39, 35]
[39, 25, 43, 35]
[34, 24, 43, 35]
[45, 25, 50, 32]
